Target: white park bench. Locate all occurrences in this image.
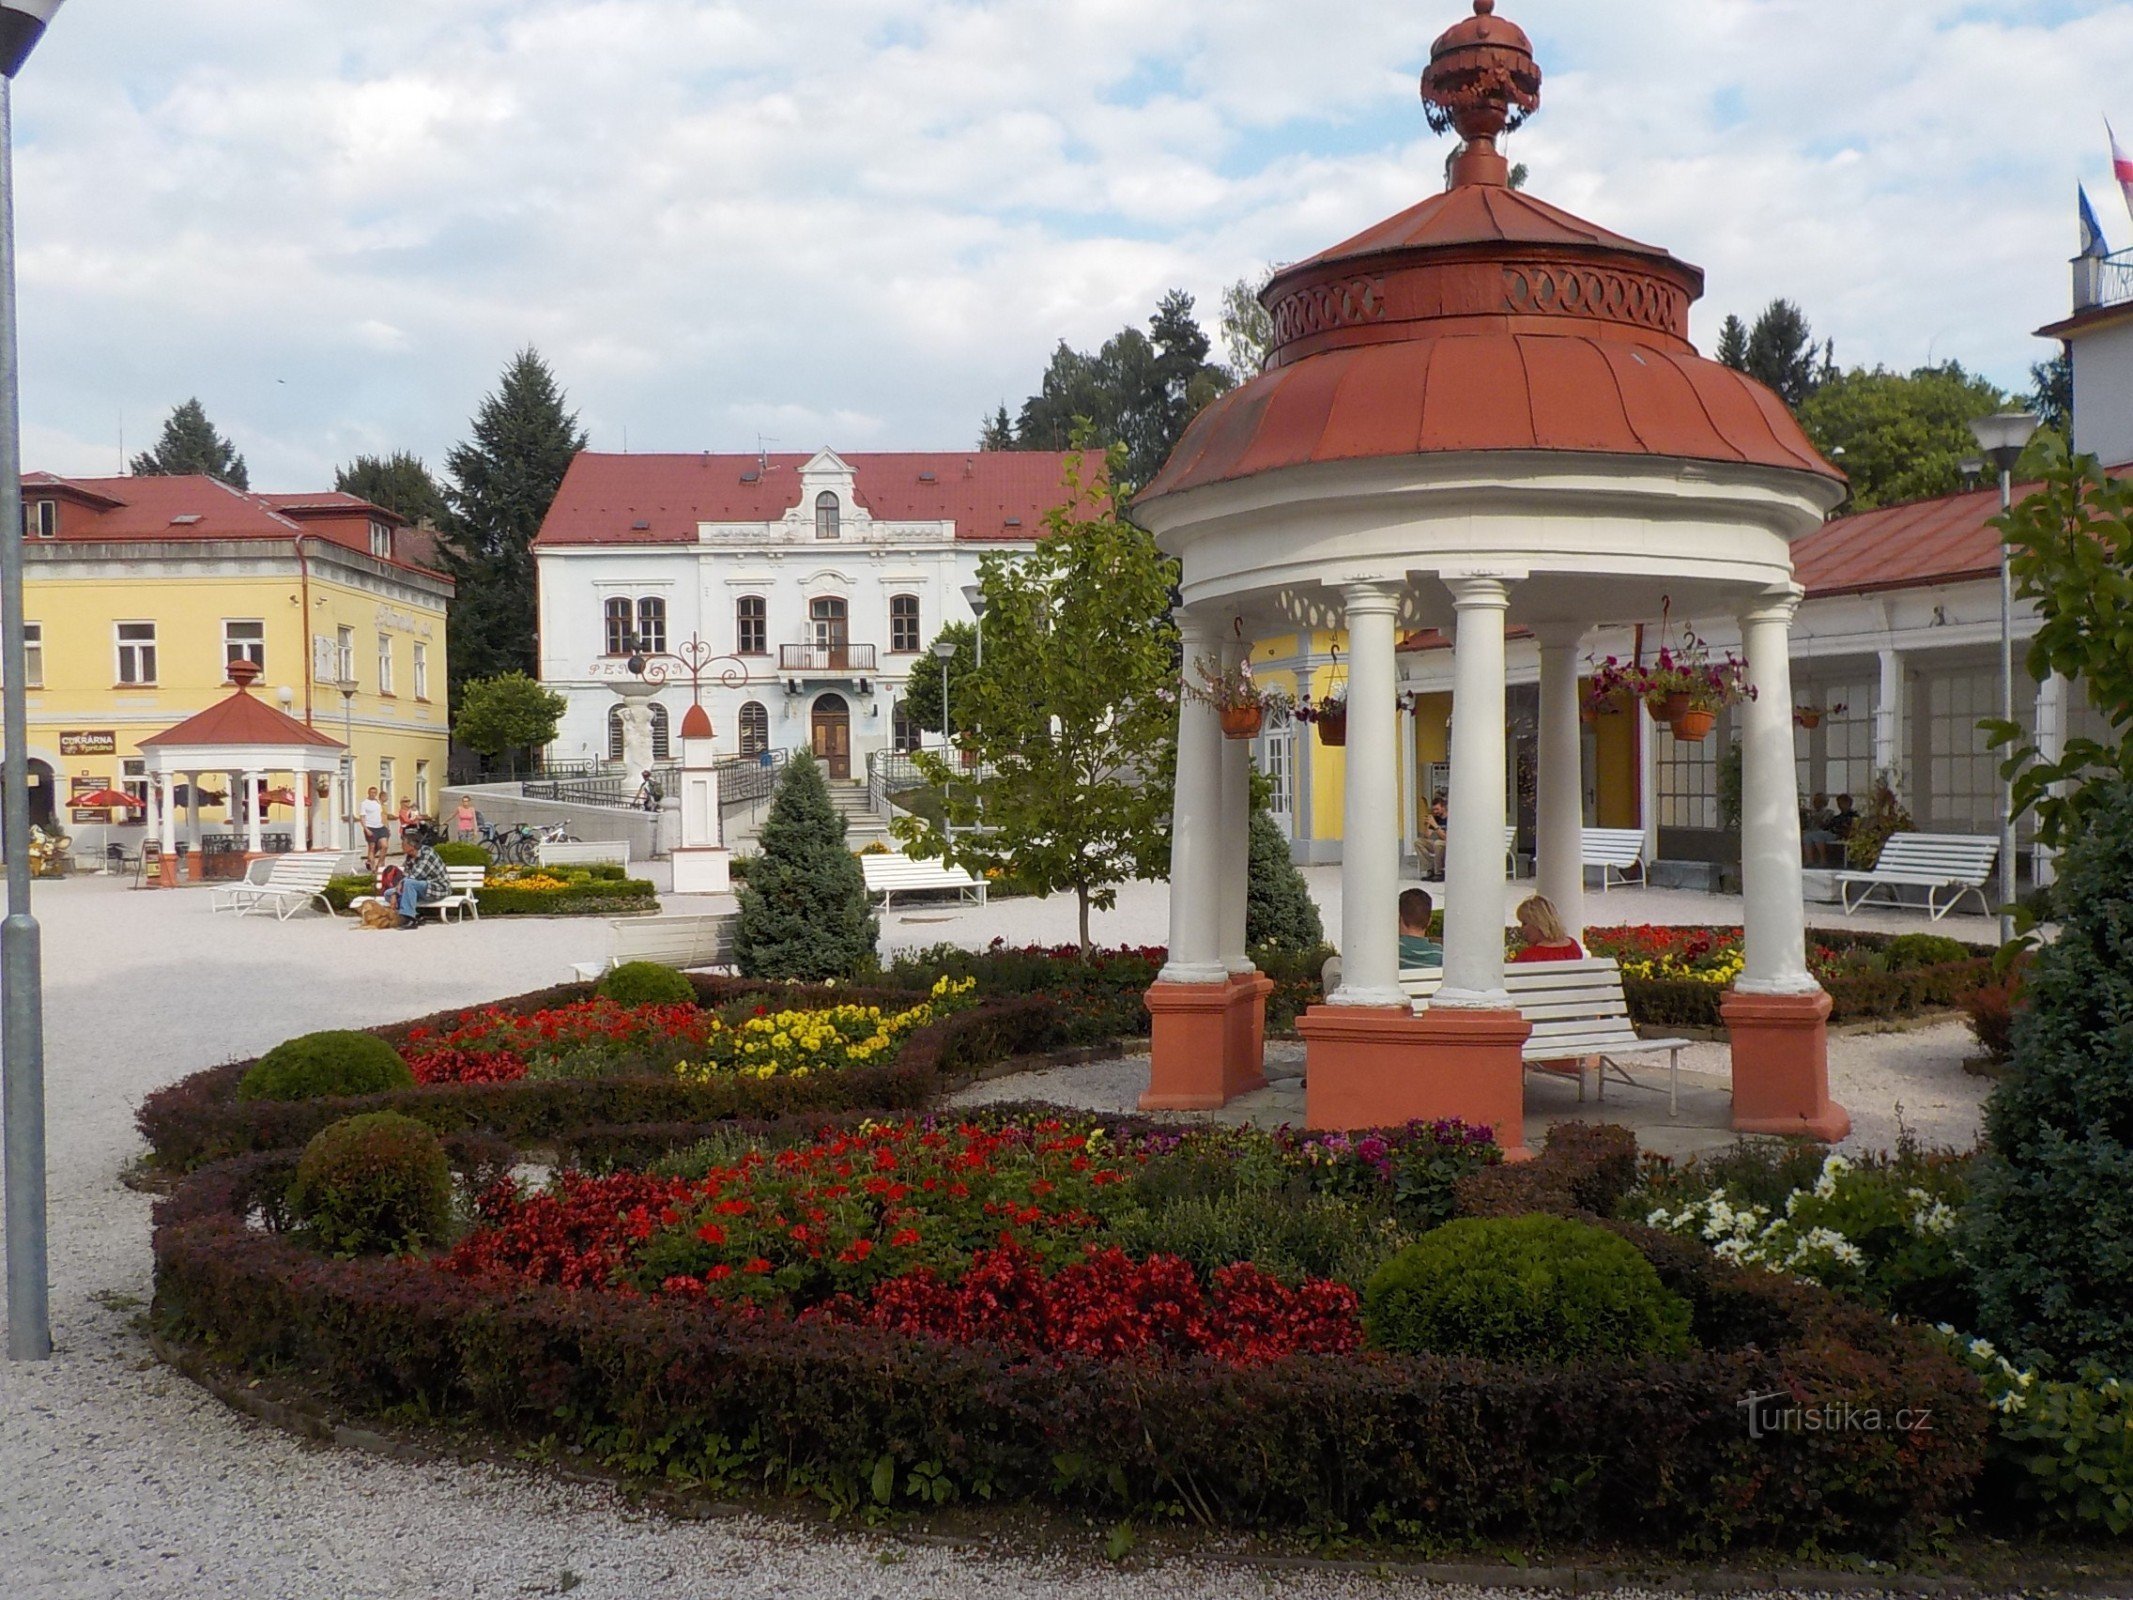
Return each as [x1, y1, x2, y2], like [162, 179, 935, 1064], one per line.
[1400, 955, 1696, 1115]
[569, 912, 737, 983]
[540, 839, 631, 870]
[209, 851, 350, 920]
[1583, 828, 1648, 891]
[861, 851, 987, 909]
[418, 865, 488, 924]
[1834, 832, 1999, 921]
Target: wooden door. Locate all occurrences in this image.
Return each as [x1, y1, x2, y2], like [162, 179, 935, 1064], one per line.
[811, 695, 852, 779]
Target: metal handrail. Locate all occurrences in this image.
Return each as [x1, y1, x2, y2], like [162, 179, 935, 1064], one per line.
[779, 642, 878, 672]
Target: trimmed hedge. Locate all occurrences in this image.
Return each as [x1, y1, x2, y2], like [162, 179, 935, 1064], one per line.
[151, 1125, 1987, 1553]
[321, 874, 657, 917]
[137, 981, 1061, 1173]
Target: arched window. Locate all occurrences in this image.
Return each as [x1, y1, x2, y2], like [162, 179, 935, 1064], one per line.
[736, 594, 767, 655]
[606, 704, 625, 760]
[603, 597, 633, 656]
[815, 491, 840, 540]
[636, 596, 667, 655]
[889, 593, 920, 654]
[649, 702, 670, 760]
[739, 700, 770, 757]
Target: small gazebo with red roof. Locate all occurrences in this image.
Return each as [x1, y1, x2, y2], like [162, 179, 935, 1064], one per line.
[1132, 0, 1850, 1148]
[138, 661, 345, 884]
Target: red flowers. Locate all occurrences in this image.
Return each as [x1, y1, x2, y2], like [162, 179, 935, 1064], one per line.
[403, 998, 723, 1084]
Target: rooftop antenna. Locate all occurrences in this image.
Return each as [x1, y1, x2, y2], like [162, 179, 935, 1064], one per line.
[756, 433, 779, 474]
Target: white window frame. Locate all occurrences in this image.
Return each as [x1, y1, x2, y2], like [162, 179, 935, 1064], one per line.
[115, 621, 157, 686]
[368, 521, 393, 559]
[736, 595, 768, 656]
[223, 618, 265, 673]
[19, 621, 40, 688]
[414, 760, 431, 813]
[335, 626, 356, 685]
[378, 756, 395, 804]
[122, 758, 147, 810]
[26, 499, 54, 538]
[376, 633, 394, 696]
[412, 641, 429, 701]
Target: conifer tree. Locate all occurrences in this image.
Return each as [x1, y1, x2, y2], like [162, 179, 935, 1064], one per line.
[735, 754, 879, 980]
[1966, 777, 2133, 1371]
[437, 349, 587, 699]
[131, 398, 247, 488]
[1245, 807, 1323, 951]
[337, 451, 447, 527]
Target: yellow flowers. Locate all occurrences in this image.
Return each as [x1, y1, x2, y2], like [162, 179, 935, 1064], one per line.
[671, 978, 978, 1085]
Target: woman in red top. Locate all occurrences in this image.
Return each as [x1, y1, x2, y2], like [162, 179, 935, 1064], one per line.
[1511, 894, 1584, 963]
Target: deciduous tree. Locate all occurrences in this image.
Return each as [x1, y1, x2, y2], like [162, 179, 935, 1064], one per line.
[896, 445, 1179, 950]
[131, 398, 247, 488]
[1798, 362, 2008, 511]
[452, 671, 566, 768]
[1218, 271, 1276, 382]
[895, 621, 977, 737]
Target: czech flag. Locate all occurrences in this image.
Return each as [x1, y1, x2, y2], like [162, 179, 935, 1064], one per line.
[2113, 119, 2133, 224]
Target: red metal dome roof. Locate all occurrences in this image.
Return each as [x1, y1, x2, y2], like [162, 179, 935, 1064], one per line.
[1140, 1, 1841, 505]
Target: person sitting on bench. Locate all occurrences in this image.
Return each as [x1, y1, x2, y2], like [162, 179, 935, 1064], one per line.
[1511, 894, 1584, 963]
[1398, 888, 1442, 969]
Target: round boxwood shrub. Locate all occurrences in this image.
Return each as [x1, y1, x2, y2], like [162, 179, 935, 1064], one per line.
[1364, 1213, 1693, 1363]
[1882, 932, 1968, 970]
[288, 1111, 453, 1255]
[595, 961, 697, 1007]
[236, 1030, 414, 1103]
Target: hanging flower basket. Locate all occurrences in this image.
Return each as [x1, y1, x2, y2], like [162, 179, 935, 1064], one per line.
[1653, 691, 1693, 724]
[1185, 648, 1292, 742]
[1671, 708, 1718, 742]
[1218, 703, 1265, 740]
[1315, 706, 1348, 746]
[1793, 701, 1845, 731]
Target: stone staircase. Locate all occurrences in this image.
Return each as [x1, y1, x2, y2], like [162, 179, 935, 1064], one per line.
[826, 780, 891, 848]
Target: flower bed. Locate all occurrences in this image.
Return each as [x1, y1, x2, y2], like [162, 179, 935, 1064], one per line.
[323, 862, 659, 918]
[152, 1117, 1983, 1551]
[135, 977, 1054, 1173]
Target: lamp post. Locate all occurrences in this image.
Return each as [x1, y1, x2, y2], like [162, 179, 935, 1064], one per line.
[1968, 409, 2041, 945]
[339, 681, 357, 849]
[1, 0, 66, 1363]
[961, 583, 987, 670]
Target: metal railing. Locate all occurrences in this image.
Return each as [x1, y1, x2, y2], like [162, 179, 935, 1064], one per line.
[521, 748, 791, 812]
[2074, 247, 2133, 313]
[779, 642, 878, 673]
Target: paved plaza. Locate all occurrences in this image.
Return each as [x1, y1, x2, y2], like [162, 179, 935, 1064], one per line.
[0, 868, 1994, 1597]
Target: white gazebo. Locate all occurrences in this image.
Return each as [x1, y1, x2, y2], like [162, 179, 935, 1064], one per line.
[138, 661, 347, 885]
[1132, 0, 1850, 1151]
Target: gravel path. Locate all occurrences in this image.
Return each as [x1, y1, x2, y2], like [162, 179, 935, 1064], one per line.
[0, 872, 1989, 1598]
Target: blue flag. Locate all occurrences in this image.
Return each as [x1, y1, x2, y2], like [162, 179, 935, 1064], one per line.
[2080, 184, 2109, 258]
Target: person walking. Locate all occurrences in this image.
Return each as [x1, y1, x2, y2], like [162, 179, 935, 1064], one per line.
[358, 787, 387, 871]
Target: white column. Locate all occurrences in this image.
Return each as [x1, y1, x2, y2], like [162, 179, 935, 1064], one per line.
[1874, 646, 1904, 782]
[1637, 673, 1659, 865]
[244, 771, 264, 854]
[1217, 637, 1253, 975]
[2033, 673, 2067, 886]
[186, 775, 200, 849]
[292, 774, 310, 852]
[1439, 576, 1515, 1007]
[1737, 591, 1818, 994]
[1333, 582, 1405, 1007]
[1398, 693, 1419, 867]
[1158, 611, 1227, 985]
[159, 772, 177, 858]
[1534, 622, 1587, 941]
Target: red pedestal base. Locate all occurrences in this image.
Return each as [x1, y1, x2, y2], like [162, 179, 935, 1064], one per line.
[1723, 988, 1850, 1142]
[1142, 973, 1274, 1111]
[157, 855, 178, 888]
[1299, 1003, 1531, 1158]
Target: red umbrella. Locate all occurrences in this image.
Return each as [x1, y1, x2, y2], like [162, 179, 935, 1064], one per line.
[70, 787, 146, 862]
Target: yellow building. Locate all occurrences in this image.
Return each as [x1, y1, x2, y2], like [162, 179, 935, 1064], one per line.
[11, 472, 451, 865]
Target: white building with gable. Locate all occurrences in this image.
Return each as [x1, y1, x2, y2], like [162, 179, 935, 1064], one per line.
[532, 448, 1070, 781]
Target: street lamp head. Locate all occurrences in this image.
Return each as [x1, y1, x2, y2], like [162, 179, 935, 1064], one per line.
[931, 638, 959, 661]
[1969, 411, 2040, 476]
[0, 0, 63, 78]
[961, 583, 988, 620]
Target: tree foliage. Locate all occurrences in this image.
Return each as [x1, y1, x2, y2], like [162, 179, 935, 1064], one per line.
[1798, 361, 2009, 511]
[896, 621, 978, 737]
[1966, 775, 2133, 1372]
[977, 406, 1014, 451]
[1004, 291, 1232, 488]
[337, 451, 447, 527]
[131, 398, 248, 488]
[452, 671, 566, 759]
[1246, 808, 1323, 951]
[437, 349, 588, 698]
[1742, 299, 1833, 410]
[1218, 272, 1276, 382]
[1715, 315, 1749, 372]
[735, 754, 879, 981]
[1984, 439, 2133, 852]
[2029, 347, 2072, 438]
[896, 445, 1180, 950]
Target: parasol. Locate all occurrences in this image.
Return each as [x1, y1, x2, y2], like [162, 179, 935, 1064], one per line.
[261, 785, 298, 808]
[70, 787, 146, 859]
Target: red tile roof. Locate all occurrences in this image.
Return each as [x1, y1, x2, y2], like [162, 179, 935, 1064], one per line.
[139, 681, 345, 750]
[534, 451, 1083, 547]
[1296, 184, 1687, 281]
[1792, 481, 2035, 597]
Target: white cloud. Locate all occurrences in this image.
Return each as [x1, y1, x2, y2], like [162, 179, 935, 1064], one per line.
[8, 0, 2129, 489]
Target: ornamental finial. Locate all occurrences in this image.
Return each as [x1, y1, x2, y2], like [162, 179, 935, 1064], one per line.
[1421, 0, 1542, 188]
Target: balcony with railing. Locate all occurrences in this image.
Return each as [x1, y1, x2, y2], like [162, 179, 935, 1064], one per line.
[2073, 247, 2133, 314]
[778, 641, 878, 674]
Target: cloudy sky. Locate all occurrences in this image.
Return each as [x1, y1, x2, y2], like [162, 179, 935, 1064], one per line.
[14, 0, 2133, 490]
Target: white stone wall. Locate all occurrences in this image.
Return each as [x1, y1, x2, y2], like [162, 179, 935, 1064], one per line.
[2071, 315, 2133, 470]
